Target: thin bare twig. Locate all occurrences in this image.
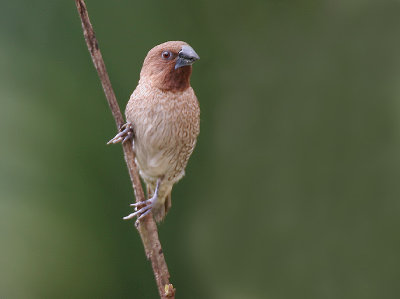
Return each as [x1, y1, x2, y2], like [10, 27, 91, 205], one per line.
[74, 1, 175, 298]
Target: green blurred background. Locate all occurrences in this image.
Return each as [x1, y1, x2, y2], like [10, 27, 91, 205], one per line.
[1, 0, 400, 298]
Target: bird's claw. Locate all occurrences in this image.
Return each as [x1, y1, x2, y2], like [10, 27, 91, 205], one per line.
[123, 179, 161, 225]
[123, 197, 156, 223]
[107, 123, 134, 145]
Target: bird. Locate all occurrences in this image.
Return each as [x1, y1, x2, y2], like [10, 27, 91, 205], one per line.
[108, 41, 200, 223]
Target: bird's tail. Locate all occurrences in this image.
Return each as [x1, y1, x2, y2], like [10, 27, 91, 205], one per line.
[147, 185, 172, 223]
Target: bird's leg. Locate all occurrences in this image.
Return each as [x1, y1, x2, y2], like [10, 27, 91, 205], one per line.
[123, 178, 162, 222]
[107, 122, 134, 144]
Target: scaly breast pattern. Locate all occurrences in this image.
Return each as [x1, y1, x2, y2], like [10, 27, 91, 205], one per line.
[125, 82, 200, 185]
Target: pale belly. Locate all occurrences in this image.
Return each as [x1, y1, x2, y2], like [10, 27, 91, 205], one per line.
[134, 135, 188, 184]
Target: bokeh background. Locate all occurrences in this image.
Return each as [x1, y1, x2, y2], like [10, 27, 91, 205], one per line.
[1, 0, 400, 298]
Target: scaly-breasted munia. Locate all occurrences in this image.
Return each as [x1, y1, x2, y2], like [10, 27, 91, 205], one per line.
[108, 41, 200, 222]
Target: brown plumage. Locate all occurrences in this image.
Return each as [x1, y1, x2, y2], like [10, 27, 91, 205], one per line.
[109, 41, 200, 222]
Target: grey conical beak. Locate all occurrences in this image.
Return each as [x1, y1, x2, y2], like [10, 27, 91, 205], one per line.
[175, 45, 200, 69]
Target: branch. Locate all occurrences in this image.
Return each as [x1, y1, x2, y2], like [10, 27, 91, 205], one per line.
[74, 1, 175, 298]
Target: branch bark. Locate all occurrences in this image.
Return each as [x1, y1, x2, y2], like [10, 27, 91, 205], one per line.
[74, 1, 175, 298]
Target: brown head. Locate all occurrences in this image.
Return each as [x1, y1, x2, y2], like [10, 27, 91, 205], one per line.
[139, 41, 200, 92]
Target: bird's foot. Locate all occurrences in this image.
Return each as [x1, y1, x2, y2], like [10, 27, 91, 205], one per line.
[123, 195, 158, 222]
[107, 123, 134, 144]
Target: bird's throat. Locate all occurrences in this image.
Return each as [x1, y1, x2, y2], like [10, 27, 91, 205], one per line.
[160, 65, 192, 92]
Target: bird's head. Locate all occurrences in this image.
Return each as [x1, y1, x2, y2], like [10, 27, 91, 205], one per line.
[139, 41, 200, 92]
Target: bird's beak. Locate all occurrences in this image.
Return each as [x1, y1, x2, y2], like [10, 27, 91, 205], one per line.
[175, 45, 200, 69]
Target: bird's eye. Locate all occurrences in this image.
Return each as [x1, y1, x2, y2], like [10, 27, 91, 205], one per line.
[162, 51, 172, 60]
